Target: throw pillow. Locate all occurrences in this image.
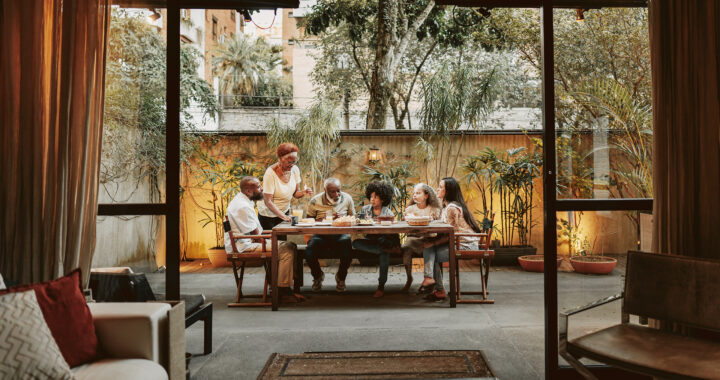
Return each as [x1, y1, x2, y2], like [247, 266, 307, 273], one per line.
[0, 269, 98, 367]
[0, 290, 73, 379]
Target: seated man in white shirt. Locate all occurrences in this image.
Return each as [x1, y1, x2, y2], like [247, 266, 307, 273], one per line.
[225, 176, 303, 303]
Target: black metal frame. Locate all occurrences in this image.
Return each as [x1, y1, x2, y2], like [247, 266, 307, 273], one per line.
[96, 0, 653, 378]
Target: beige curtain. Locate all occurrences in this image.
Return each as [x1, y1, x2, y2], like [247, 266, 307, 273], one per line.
[0, 0, 109, 284]
[650, 0, 720, 259]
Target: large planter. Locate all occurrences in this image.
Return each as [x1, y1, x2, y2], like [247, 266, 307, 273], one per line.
[518, 255, 563, 272]
[207, 247, 232, 267]
[570, 256, 617, 275]
[494, 246, 537, 266]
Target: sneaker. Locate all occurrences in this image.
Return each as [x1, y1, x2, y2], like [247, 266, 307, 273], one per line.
[335, 273, 346, 292]
[312, 272, 324, 292]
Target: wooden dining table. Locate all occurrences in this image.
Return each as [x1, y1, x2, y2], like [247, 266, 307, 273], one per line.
[269, 221, 457, 311]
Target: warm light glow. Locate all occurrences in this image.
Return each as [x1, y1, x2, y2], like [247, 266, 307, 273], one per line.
[369, 146, 381, 162]
[576, 9, 585, 22]
[147, 9, 161, 23]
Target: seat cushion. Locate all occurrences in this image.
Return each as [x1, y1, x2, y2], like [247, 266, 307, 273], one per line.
[72, 359, 167, 380]
[568, 324, 720, 379]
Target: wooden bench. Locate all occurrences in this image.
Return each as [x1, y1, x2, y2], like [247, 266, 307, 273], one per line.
[560, 251, 720, 380]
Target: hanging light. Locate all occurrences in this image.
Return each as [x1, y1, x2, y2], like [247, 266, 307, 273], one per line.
[576, 9, 585, 22]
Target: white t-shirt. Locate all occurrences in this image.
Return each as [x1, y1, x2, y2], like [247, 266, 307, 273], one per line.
[224, 192, 263, 253]
[257, 165, 301, 217]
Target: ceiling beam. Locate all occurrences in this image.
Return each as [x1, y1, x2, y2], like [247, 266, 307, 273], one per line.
[436, 0, 646, 8]
[111, 0, 299, 9]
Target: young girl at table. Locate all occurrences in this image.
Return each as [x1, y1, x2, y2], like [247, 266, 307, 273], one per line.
[400, 183, 442, 292]
[418, 177, 481, 301]
[352, 181, 401, 298]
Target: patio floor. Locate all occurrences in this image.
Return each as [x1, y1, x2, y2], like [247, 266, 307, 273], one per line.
[146, 257, 626, 379]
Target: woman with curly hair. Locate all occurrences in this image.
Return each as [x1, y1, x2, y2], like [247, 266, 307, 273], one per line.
[400, 183, 442, 292]
[352, 181, 401, 298]
[419, 177, 481, 301]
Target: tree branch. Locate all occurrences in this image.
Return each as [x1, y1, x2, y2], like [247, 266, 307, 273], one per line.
[351, 40, 372, 92]
[393, 0, 435, 71]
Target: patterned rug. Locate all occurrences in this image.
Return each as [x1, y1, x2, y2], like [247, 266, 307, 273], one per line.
[257, 350, 497, 379]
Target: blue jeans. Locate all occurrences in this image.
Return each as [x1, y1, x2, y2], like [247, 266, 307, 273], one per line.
[352, 235, 399, 286]
[305, 234, 353, 281]
[423, 243, 449, 291]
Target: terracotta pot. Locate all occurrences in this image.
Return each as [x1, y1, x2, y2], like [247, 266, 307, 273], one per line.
[570, 256, 617, 275]
[518, 255, 563, 272]
[207, 247, 232, 267]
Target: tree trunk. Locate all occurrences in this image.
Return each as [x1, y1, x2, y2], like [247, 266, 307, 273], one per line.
[343, 89, 350, 130]
[366, 0, 397, 130]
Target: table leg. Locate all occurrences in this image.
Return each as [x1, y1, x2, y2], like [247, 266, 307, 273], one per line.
[448, 229, 456, 308]
[271, 232, 279, 311]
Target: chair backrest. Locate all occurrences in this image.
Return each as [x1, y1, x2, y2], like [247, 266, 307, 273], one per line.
[624, 251, 720, 331]
[224, 216, 239, 253]
[481, 212, 495, 249]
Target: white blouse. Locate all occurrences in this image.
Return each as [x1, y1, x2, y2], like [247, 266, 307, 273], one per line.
[257, 165, 301, 217]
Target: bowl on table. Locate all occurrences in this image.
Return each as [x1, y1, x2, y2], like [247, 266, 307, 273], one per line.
[406, 215, 432, 226]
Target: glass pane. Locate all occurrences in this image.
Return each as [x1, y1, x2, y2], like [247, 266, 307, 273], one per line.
[557, 210, 649, 367]
[93, 215, 166, 272]
[553, 8, 652, 199]
[100, 8, 168, 204]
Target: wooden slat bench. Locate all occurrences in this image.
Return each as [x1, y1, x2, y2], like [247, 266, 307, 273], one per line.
[560, 251, 720, 380]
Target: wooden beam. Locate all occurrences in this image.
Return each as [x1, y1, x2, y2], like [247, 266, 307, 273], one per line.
[110, 0, 299, 9]
[98, 203, 167, 215]
[166, 0, 181, 300]
[435, 0, 646, 8]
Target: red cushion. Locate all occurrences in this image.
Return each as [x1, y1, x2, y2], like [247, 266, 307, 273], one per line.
[0, 269, 98, 367]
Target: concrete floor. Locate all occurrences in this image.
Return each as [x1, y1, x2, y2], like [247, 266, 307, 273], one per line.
[146, 263, 625, 380]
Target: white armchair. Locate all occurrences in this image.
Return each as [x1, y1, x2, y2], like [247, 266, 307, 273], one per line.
[71, 302, 185, 380]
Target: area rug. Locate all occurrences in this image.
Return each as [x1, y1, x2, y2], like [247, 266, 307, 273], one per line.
[257, 350, 497, 379]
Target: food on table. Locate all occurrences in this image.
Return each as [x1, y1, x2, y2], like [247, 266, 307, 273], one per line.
[406, 215, 432, 226]
[300, 218, 315, 225]
[332, 216, 356, 227]
[357, 218, 374, 225]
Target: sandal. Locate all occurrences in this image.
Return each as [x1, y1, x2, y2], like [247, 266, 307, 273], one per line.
[424, 289, 447, 301]
[416, 285, 434, 295]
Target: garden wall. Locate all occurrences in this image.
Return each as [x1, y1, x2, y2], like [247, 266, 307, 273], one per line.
[178, 133, 639, 261]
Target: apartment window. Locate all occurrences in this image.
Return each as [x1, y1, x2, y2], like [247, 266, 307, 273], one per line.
[212, 16, 217, 41]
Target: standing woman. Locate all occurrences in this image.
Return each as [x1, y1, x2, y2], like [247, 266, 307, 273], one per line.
[419, 177, 481, 301]
[258, 143, 312, 230]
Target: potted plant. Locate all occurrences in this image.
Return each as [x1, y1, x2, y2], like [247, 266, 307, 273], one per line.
[463, 145, 542, 265]
[193, 150, 263, 267]
[557, 218, 617, 274]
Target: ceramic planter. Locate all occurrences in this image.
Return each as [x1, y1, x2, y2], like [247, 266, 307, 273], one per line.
[518, 255, 563, 272]
[207, 247, 232, 267]
[570, 256, 617, 274]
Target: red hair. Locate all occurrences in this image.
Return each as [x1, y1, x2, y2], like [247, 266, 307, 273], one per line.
[276, 142, 299, 158]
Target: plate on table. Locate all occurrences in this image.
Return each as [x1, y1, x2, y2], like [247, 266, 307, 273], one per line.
[315, 221, 332, 226]
[357, 220, 375, 226]
[295, 223, 315, 227]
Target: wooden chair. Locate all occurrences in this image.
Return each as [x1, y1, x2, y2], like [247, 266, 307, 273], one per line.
[224, 216, 272, 307]
[452, 213, 495, 304]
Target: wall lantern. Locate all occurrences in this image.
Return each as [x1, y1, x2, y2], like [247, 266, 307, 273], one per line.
[147, 9, 161, 23]
[576, 9, 585, 22]
[368, 146, 381, 163]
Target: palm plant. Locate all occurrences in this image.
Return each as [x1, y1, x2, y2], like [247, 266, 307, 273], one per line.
[418, 61, 498, 185]
[191, 150, 263, 248]
[212, 34, 284, 102]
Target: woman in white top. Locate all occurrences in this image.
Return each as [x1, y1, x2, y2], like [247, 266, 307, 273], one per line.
[258, 142, 312, 230]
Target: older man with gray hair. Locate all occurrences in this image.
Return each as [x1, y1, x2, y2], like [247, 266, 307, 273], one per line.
[304, 177, 355, 292]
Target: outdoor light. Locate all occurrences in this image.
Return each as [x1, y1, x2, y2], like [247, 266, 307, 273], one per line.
[576, 9, 585, 22]
[241, 9, 253, 23]
[147, 9, 161, 23]
[368, 146, 381, 162]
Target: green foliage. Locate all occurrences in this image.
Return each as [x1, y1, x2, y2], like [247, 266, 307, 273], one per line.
[557, 218, 592, 256]
[102, 9, 218, 201]
[266, 99, 342, 191]
[212, 34, 291, 107]
[462, 143, 541, 247]
[192, 150, 264, 248]
[417, 61, 498, 185]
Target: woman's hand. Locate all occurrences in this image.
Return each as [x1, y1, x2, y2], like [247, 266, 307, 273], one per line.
[281, 214, 292, 223]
